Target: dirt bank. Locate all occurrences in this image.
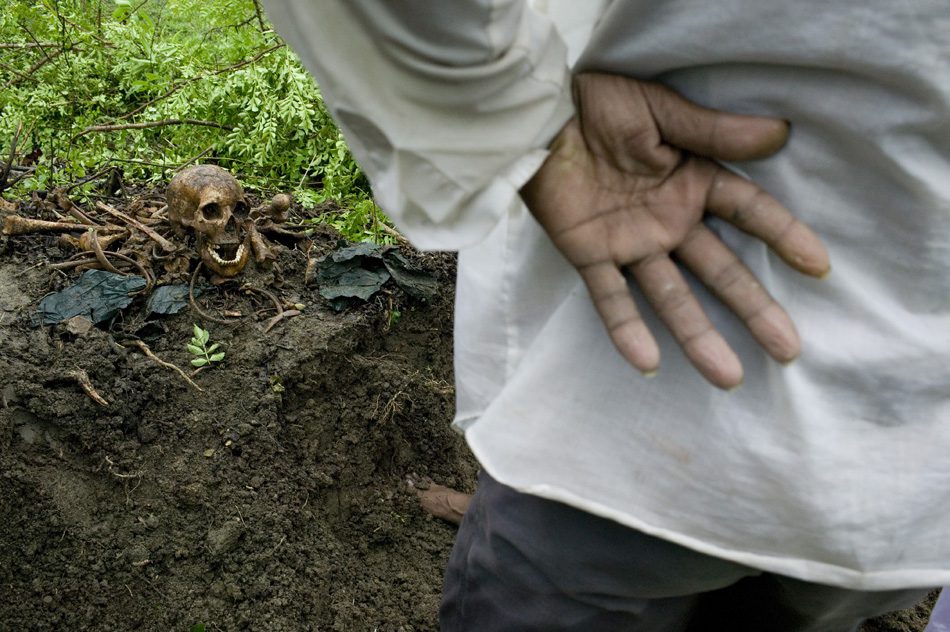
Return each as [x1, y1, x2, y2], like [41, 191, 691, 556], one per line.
[0, 207, 477, 630]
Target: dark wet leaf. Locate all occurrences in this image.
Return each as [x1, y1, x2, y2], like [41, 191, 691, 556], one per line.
[316, 243, 390, 309]
[382, 251, 438, 301]
[146, 284, 195, 316]
[315, 243, 437, 309]
[35, 269, 146, 325]
[317, 259, 391, 301]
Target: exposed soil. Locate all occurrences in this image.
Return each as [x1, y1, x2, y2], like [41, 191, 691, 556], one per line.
[0, 193, 477, 631]
[0, 190, 937, 631]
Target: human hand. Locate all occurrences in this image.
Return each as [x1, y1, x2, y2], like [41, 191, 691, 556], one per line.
[520, 73, 830, 389]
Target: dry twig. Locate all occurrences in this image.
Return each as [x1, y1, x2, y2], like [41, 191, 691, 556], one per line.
[63, 165, 116, 194]
[190, 263, 241, 326]
[118, 43, 283, 120]
[125, 340, 203, 392]
[0, 42, 58, 49]
[0, 122, 22, 193]
[72, 119, 232, 144]
[3, 48, 64, 90]
[263, 309, 300, 334]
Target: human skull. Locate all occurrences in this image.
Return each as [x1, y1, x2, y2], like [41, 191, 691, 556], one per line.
[167, 165, 251, 277]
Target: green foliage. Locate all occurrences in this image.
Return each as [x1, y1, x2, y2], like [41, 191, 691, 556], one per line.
[187, 324, 224, 368]
[302, 197, 395, 246]
[0, 0, 387, 242]
[388, 307, 402, 329]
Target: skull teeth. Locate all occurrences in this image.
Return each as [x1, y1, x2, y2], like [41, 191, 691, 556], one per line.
[208, 243, 245, 266]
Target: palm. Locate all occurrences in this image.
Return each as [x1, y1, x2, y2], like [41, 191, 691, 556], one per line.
[522, 75, 830, 389]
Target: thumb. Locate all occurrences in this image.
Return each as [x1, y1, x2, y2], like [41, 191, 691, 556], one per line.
[640, 82, 790, 161]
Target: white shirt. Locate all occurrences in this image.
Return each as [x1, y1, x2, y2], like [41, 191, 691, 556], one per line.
[263, 1, 950, 590]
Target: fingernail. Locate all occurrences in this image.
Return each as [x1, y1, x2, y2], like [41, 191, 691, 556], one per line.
[818, 265, 832, 280]
[641, 370, 658, 379]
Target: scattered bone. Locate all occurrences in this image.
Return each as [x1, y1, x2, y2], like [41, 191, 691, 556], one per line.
[243, 285, 283, 315]
[9, 164, 300, 326]
[95, 201, 175, 253]
[242, 285, 301, 333]
[268, 193, 291, 223]
[68, 369, 109, 407]
[49, 257, 96, 271]
[125, 340, 203, 392]
[65, 205, 100, 227]
[257, 222, 309, 242]
[304, 241, 318, 286]
[251, 193, 291, 224]
[246, 221, 272, 264]
[77, 229, 128, 252]
[2, 215, 89, 236]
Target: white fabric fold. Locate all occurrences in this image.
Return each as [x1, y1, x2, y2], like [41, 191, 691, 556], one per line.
[264, 0, 950, 590]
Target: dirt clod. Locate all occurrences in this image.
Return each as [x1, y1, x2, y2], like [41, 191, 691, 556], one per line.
[207, 520, 244, 557]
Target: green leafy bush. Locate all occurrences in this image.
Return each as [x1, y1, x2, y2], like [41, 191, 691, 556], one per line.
[0, 0, 388, 241]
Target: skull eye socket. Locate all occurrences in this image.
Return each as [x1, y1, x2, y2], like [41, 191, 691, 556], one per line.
[199, 202, 223, 220]
[234, 200, 249, 218]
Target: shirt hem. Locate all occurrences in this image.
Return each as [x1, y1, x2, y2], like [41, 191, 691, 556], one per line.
[464, 424, 948, 592]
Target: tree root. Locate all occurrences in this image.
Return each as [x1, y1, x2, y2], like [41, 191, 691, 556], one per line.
[190, 263, 241, 326]
[125, 340, 203, 392]
[67, 369, 109, 407]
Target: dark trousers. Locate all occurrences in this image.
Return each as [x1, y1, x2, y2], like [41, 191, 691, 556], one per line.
[441, 472, 930, 631]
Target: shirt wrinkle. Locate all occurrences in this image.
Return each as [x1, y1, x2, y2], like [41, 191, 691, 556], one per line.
[263, 0, 950, 590]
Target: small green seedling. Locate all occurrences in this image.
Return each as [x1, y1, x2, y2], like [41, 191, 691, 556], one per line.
[188, 325, 225, 368]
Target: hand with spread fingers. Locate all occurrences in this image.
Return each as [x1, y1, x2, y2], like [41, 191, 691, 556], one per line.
[521, 73, 831, 389]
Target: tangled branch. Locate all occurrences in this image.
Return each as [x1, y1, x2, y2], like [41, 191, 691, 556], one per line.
[70, 119, 233, 144]
[118, 43, 284, 120]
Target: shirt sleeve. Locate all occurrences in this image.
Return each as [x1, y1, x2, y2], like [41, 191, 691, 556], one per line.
[261, 0, 574, 250]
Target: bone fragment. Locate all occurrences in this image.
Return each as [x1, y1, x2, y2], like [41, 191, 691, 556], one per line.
[78, 229, 128, 252]
[246, 221, 272, 263]
[95, 201, 175, 252]
[67, 206, 100, 226]
[267, 193, 291, 223]
[189, 263, 242, 326]
[3, 215, 88, 235]
[257, 223, 309, 241]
